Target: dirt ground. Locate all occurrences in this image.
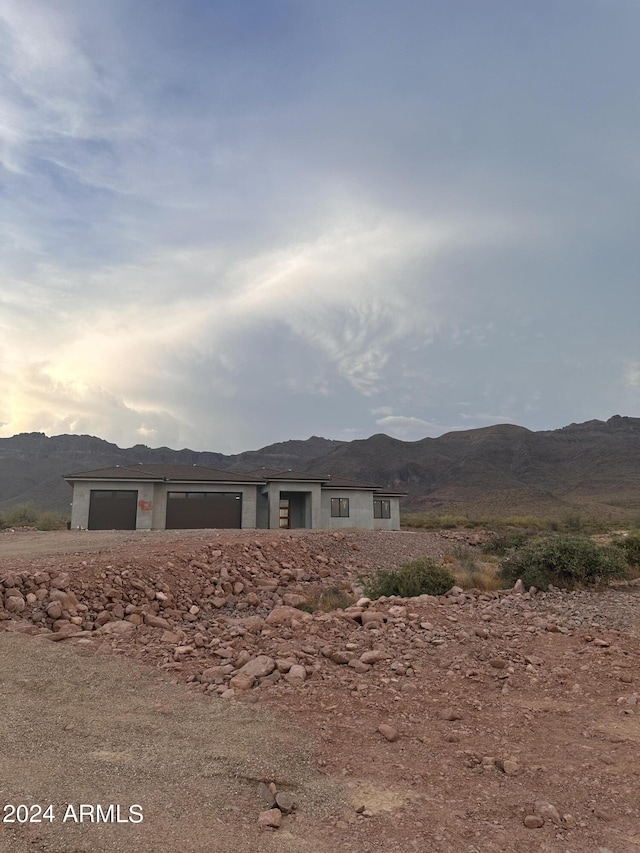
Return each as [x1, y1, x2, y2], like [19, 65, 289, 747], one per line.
[1, 529, 640, 853]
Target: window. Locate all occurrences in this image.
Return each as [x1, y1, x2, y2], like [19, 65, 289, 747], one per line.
[331, 497, 349, 517]
[374, 499, 391, 519]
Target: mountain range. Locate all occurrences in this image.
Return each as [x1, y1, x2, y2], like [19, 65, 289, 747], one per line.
[1, 415, 640, 521]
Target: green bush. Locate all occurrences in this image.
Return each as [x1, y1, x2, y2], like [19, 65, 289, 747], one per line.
[364, 557, 456, 599]
[611, 534, 640, 568]
[36, 511, 69, 531]
[499, 535, 628, 591]
[482, 530, 534, 555]
[3, 503, 40, 528]
[0, 503, 68, 531]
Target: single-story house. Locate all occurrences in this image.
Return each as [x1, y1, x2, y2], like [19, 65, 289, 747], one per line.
[63, 464, 405, 531]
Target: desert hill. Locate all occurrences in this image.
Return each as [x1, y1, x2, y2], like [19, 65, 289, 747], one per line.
[1, 416, 639, 520]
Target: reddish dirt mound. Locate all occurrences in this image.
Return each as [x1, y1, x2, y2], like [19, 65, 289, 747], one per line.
[1, 529, 640, 852]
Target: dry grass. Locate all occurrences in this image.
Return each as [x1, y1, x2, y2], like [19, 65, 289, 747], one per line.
[452, 560, 502, 591]
[303, 585, 355, 612]
[444, 545, 503, 591]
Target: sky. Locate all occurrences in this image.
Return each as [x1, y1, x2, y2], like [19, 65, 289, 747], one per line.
[1, 0, 639, 453]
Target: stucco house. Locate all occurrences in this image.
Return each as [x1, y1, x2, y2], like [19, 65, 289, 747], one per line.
[63, 464, 404, 531]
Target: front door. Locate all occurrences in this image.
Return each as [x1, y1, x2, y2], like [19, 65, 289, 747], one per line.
[279, 498, 290, 528]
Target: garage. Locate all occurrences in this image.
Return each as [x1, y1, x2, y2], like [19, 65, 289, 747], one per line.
[165, 491, 242, 529]
[88, 490, 138, 530]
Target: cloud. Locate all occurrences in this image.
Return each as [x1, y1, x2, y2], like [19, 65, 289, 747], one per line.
[459, 413, 513, 423]
[2, 0, 640, 455]
[374, 415, 444, 441]
[2, 200, 499, 447]
[625, 360, 640, 388]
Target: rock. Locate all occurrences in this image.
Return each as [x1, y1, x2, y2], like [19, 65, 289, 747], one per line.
[275, 792, 295, 814]
[534, 801, 561, 823]
[144, 614, 171, 629]
[256, 782, 276, 808]
[285, 665, 307, 682]
[328, 650, 351, 665]
[361, 611, 384, 627]
[593, 807, 614, 822]
[282, 594, 308, 608]
[46, 601, 63, 620]
[240, 655, 276, 678]
[5, 595, 25, 613]
[348, 660, 371, 673]
[489, 658, 507, 669]
[258, 808, 282, 829]
[230, 672, 256, 691]
[95, 610, 112, 626]
[501, 759, 520, 775]
[161, 631, 181, 644]
[50, 573, 71, 590]
[95, 620, 135, 636]
[49, 589, 78, 610]
[359, 650, 388, 665]
[440, 709, 463, 722]
[53, 621, 82, 636]
[265, 606, 307, 627]
[377, 724, 399, 742]
[523, 815, 544, 828]
[201, 665, 233, 682]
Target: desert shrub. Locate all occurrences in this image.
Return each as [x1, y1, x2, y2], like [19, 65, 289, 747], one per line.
[309, 586, 354, 612]
[364, 557, 456, 599]
[482, 530, 534, 556]
[562, 513, 585, 532]
[37, 511, 69, 531]
[499, 535, 628, 591]
[0, 503, 69, 531]
[454, 562, 502, 591]
[611, 534, 640, 568]
[3, 503, 40, 528]
[402, 514, 484, 530]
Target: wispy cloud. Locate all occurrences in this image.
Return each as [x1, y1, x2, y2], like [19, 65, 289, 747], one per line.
[1, 0, 640, 451]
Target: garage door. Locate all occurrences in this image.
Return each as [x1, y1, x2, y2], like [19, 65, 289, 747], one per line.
[88, 490, 138, 530]
[165, 492, 242, 529]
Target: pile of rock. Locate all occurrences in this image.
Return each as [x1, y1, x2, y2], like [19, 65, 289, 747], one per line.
[256, 782, 296, 830]
[2, 536, 638, 704]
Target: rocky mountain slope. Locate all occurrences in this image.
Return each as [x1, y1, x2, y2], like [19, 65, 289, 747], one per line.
[1, 416, 640, 519]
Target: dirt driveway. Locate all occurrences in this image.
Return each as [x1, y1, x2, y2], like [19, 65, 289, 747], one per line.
[0, 631, 341, 853]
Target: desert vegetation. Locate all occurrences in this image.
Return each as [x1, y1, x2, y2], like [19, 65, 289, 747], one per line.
[401, 511, 636, 535]
[362, 557, 457, 599]
[498, 534, 629, 591]
[0, 502, 68, 531]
